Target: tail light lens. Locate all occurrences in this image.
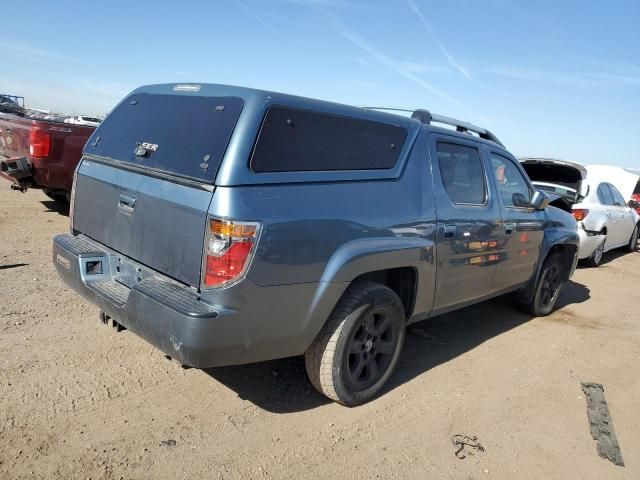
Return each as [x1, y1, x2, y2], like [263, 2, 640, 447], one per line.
[572, 209, 589, 221]
[29, 129, 52, 158]
[203, 218, 261, 288]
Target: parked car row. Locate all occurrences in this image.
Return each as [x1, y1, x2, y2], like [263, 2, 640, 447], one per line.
[1, 83, 636, 406]
[0, 108, 96, 200]
[52, 83, 584, 406]
[64, 115, 102, 127]
[521, 158, 640, 267]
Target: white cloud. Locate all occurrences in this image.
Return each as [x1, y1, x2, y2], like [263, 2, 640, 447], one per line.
[400, 61, 451, 74]
[334, 24, 477, 118]
[406, 0, 471, 79]
[235, 1, 275, 30]
[0, 40, 73, 62]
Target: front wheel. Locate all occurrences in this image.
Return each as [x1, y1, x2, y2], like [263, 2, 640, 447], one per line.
[523, 253, 564, 316]
[625, 224, 639, 253]
[305, 281, 406, 406]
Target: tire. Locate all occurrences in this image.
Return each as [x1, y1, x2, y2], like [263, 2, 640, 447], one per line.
[305, 281, 406, 406]
[624, 224, 639, 253]
[582, 234, 606, 268]
[523, 252, 564, 316]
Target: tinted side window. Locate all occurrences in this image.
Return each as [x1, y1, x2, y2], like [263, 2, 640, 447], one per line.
[250, 106, 408, 172]
[597, 184, 614, 205]
[491, 153, 532, 208]
[436, 142, 486, 205]
[609, 184, 626, 206]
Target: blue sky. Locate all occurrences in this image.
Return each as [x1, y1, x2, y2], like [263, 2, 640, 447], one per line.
[1, 0, 639, 167]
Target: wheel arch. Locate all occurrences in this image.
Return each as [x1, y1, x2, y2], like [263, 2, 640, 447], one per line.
[516, 229, 579, 304]
[317, 237, 434, 319]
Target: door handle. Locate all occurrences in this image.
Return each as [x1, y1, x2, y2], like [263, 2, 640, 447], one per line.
[503, 222, 516, 234]
[442, 224, 456, 238]
[118, 193, 136, 212]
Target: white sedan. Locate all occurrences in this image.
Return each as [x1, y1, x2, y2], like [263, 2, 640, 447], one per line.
[63, 115, 101, 127]
[573, 179, 639, 266]
[521, 158, 639, 267]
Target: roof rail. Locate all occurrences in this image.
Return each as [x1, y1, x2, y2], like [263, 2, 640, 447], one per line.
[359, 106, 504, 147]
[411, 109, 504, 147]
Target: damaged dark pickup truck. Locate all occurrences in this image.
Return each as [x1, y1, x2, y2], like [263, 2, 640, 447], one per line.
[0, 100, 95, 200]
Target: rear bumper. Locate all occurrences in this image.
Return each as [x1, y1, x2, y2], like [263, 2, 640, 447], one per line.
[577, 226, 603, 259]
[0, 156, 33, 191]
[53, 234, 343, 368]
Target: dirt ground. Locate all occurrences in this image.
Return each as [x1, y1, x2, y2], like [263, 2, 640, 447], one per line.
[1, 181, 639, 480]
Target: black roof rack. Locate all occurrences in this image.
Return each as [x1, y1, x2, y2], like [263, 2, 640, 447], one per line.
[360, 106, 504, 147]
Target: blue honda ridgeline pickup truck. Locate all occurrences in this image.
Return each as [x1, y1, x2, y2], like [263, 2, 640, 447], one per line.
[53, 83, 579, 406]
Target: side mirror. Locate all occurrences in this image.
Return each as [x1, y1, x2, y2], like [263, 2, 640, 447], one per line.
[531, 190, 550, 210]
[629, 199, 640, 209]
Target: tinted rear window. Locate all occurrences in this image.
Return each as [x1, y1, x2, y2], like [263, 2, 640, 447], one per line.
[634, 180, 640, 195]
[86, 93, 243, 182]
[250, 106, 407, 172]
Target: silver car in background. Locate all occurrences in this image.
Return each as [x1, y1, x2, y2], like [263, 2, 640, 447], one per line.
[521, 158, 639, 266]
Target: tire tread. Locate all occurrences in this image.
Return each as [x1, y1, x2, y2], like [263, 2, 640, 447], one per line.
[305, 281, 404, 405]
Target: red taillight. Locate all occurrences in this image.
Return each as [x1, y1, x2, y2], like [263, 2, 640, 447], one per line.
[205, 242, 252, 286]
[29, 129, 51, 158]
[203, 219, 260, 288]
[572, 209, 589, 221]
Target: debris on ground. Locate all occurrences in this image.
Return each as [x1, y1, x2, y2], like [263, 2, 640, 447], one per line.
[159, 440, 177, 447]
[581, 382, 625, 467]
[451, 434, 485, 459]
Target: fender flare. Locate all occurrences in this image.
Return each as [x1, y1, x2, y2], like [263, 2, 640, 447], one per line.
[517, 228, 579, 303]
[319, 237, 433, 284]
[297, 237, 435, 352]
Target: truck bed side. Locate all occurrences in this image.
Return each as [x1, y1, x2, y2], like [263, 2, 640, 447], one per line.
[0, 113, 95, 192]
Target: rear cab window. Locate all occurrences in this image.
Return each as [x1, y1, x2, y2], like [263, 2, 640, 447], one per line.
[86, 93, 244, 183]
[250, 106, 408, 172]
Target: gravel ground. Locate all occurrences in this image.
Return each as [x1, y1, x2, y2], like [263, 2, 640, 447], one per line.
[1, 181, 639, 479]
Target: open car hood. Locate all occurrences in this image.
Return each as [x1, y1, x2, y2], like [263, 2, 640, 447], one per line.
[520, 157, 588, 202]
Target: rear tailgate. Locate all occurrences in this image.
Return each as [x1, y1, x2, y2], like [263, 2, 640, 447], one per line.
[72, 92, 244, 287]
[0, 113, 30, 159]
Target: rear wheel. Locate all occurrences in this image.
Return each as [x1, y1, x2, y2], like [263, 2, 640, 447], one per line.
[583, 234, 605, 267]
[523, 253, 564, 316]
[625, 224, 639, 253]
[305, 281, 405, 406]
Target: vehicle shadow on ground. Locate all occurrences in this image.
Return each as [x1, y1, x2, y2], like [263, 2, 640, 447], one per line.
[204, 280, 590, 413]
[576, 244, 639, 269]
[598, 246, 639, 266]
[40, 199, 69, 216]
